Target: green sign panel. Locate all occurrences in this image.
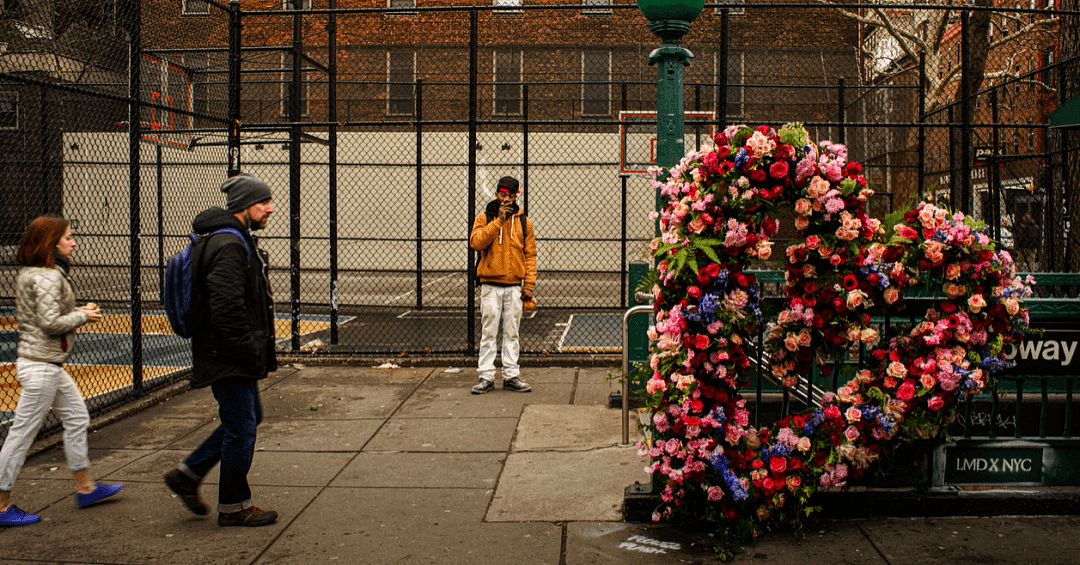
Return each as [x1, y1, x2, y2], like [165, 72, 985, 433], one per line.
[945, 446, 1043, 484]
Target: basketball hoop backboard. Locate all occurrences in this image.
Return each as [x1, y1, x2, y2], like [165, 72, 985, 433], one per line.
[138, 55, 195, 150]
[619, 111, 716, 175]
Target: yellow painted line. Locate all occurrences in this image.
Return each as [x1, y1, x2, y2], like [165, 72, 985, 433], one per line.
[4, 315, 330, 339]
[0, 364, 184, 412]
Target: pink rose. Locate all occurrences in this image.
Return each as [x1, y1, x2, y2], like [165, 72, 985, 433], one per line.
[794, 198, 812, 215]
[927, 395, 946, 411]
[844, 426, 860, 441]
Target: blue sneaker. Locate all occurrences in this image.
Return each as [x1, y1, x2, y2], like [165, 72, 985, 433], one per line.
[0, 504, 41, 526]
[76, 483, 124, 508]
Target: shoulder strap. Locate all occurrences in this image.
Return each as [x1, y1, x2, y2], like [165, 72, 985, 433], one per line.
[205, 227, 250, 261]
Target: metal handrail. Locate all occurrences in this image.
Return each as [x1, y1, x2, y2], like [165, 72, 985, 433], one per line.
[620, 291, 655, 446]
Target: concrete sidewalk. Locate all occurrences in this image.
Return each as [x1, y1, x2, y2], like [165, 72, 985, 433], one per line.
[2, 364, 1080, 564]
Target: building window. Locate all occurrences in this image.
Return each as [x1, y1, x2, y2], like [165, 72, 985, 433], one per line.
[182, 0, 210, 15]
[0, 92, 17, 130]
[388, 0, 416, 12]
[720, 51, 744, 120]
[494, 50, 522, 116]
[494, 0, 522, 12]
[280, 52, 309, 117]
[388, 51, 415, 116]
[583, 0, 612, 14]
[582, 51, 610, 116]
[284, 0, 311, 9]
[713, 0, 745, 16]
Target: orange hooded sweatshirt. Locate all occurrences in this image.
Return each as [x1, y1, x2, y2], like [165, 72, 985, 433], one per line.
[470, 204, 536, 292]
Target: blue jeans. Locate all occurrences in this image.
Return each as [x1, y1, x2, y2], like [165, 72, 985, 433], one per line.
[181, 377, 262, 513]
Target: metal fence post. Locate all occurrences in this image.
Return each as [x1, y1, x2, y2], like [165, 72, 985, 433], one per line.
[329, 0, 339, 343]
[289, 7, 303, 353]
[960, 10, 973, 216]
[837, 76, 845, 146]
[918, 52, 926, 200]
[128, 0, 144, 392]
[228, 0, 241, 177]
[466, 9, 478, 354]
[415, 78, 423, 310]
[523, 83, 529, 216]
[717, 8, 728, 131]
[620, 173, 629, 310]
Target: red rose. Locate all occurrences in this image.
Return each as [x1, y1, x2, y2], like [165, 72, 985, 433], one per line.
[735, 273, 750, 287]
[756, 125, 772, 136]
[769, 161, 790, 180]
[897, 381, 916, 401]
[693, 335, 710, 349]
[751, 459, 765, 470]
[749, 169, 768, 184]
[687, 286, 703, 299]
[702, 151, 719, 173]
[803, 281, 819, 294]
[769, 456, 787, 474]
[713, 133, 729, 147]
[846, 161, 863, 175]
[941, 302, 958, 314]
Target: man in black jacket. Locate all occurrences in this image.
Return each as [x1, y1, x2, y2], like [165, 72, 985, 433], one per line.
[164, 173, 278, 527]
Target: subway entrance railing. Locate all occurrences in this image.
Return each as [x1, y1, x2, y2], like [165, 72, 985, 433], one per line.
[622, 270, 1080, 489]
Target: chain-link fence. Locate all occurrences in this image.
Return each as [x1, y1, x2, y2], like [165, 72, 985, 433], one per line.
[3, 2, 1079, 440]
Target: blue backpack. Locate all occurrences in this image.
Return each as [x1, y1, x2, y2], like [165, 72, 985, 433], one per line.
[163, 228, 250, 338]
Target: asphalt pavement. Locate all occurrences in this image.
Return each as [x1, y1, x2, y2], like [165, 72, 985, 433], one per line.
[2, 364, 1080, 564]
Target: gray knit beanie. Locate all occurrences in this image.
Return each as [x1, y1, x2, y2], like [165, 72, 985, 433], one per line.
[220, 173, 272, 213]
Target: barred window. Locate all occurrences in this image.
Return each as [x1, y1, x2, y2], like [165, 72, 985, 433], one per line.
[713, 0, 745, 16]
[388, 51, 415, 116]
[388, 0, 417, 11]
[583, 0, 612, 14]
[182, 0, 210, 15]
[582, 51, 610, 116]
[494, 50, 522, 116]
[494, 0, 522, 11]
[721, 51, 744, 120]
[0, 92, 17, 130]
[280, 52, 310, 117]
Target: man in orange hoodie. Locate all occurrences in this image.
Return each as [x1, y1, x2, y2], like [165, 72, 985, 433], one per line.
[469, 176, 536, 394]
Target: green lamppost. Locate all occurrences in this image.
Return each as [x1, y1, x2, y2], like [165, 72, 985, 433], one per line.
[637, 0, 704, 175]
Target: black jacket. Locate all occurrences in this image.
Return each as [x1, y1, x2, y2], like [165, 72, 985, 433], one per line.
[189, 207, 277, 388]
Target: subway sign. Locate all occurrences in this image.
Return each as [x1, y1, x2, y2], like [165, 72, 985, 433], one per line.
[945, 446, 1043, 484]
[1000, 325, 1080, 376]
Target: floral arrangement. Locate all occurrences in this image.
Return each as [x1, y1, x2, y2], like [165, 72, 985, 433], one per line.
[640, 123, 1034, 558]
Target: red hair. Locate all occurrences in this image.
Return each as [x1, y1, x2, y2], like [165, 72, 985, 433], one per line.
[16, 215, 69, 268]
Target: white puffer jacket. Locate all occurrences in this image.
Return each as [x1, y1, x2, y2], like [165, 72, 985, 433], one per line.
[16, 265, 89, 364]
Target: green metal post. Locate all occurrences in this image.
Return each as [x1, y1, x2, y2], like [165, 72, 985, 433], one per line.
[637, 0, 702, 217]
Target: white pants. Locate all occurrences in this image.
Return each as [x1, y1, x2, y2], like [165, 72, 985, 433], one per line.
[0, 359, 90, 492]
[478, 284, 523, 382]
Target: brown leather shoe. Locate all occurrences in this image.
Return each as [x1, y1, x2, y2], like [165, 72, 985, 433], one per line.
[164, 469, 208, 516]
[217, 506, 278, 527]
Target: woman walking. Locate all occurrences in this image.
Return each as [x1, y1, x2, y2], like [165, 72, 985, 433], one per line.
[0, 215, 123, 527]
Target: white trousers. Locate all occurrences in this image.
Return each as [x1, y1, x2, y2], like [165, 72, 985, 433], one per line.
[478, 284, 523, 382]
[0, 359, 90, 492]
